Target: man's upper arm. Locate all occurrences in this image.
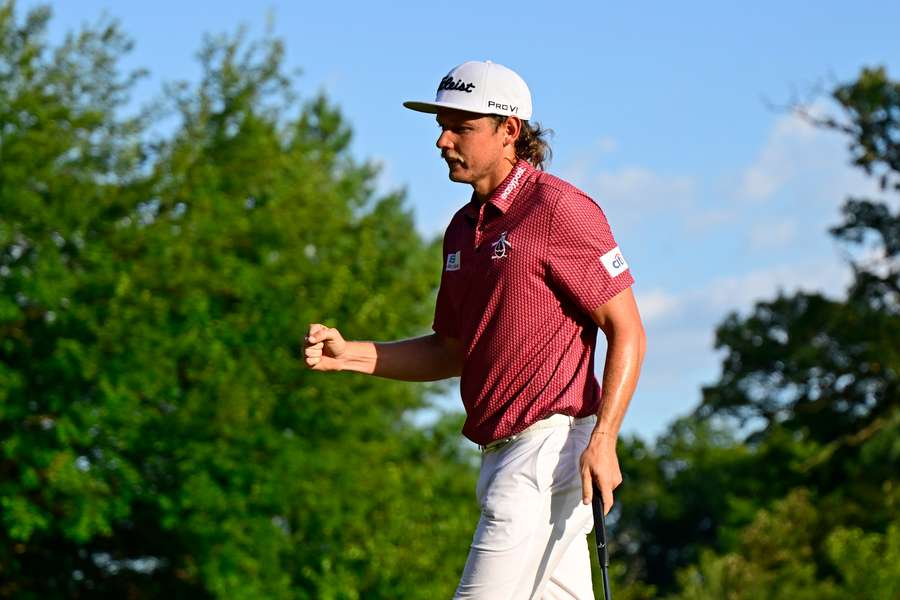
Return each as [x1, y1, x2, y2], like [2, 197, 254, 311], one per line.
[589, 287, 644, 337]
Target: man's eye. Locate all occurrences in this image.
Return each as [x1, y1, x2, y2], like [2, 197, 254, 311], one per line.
[436, 124, 469, 134]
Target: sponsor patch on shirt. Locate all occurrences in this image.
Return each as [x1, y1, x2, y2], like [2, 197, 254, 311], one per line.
[446, 250, 461, 271]
[500, 166, 527, 200]
[600, 246, 629, 277]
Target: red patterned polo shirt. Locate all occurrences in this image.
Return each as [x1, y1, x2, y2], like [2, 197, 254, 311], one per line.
[433, 159, 634, 445]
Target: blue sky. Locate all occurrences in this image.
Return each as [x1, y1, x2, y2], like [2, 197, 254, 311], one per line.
[28, 1, 900, 440]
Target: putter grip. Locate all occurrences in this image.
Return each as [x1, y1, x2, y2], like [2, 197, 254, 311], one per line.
[591, 483, 609, 568]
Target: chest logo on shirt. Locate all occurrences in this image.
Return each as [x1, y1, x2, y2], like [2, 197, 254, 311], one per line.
[491, 231, 512, 260]
[446, 250, 461, 271]
[600, 246, 629, 277]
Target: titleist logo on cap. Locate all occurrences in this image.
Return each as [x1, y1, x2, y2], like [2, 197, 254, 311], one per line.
[404, 60, 533, 119]
[438, 75, 476, 93]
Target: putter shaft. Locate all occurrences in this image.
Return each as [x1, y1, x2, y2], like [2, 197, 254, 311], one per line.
[591, 483, 612, 600]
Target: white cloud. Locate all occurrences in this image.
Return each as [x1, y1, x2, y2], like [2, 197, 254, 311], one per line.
[622, 258, 853, 438]
[634, 258, 850, 340]
[749, 219, 796, 249]
[737, 112, 818, 201]
[636, 288, 683, 324]
[559, 136, 621, 184]
[734, 99, 873, 206]
[595, 136, 618, 154]
[684, 207, 737, 233]
[591, 166, 695, 209]
[700, 259, 850, 312]
[562, 136, 698, 224]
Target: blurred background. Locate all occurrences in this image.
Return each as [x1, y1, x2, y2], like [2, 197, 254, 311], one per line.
[1, 1, 898, 597]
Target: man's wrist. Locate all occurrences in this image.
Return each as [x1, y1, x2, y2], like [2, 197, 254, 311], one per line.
[339, 340, 377, 374]
[589, 424, 619, 444]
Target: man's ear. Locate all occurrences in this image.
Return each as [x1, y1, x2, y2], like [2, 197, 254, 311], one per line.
[503, 116, 523, 146]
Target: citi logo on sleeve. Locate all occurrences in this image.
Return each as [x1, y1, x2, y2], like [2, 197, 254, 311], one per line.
[438, 76, 476, 93]
[600, 246, 629, 277]
[446, 250, 461, 271]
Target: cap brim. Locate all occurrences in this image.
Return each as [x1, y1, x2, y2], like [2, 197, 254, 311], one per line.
[402, 100, 490, 115]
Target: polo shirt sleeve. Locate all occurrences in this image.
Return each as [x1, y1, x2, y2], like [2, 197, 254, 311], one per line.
[432, 237, 460, 339]
[545, 191, 634, 316]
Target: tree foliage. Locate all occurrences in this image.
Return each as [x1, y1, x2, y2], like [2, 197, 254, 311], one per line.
[608, 66, 900, 599]
[530, 63, 900, 600]
[0, 3, 478, 597]
[697, 66, 900, 521]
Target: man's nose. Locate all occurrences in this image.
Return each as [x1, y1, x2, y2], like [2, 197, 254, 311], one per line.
[436, 130, 453, 150]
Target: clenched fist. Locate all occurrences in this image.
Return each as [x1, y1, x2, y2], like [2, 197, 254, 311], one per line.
[304, 323, 348, 371]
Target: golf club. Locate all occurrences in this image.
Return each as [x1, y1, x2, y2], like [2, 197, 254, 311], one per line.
[591, 482, 612, 600]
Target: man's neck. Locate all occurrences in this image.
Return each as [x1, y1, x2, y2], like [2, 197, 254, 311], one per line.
[472, 156, 517, 203]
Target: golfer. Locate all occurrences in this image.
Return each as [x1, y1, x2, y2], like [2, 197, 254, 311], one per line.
[305, 60, 646, 599]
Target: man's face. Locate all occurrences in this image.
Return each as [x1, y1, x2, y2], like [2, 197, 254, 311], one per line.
[435, 109, 506, 186]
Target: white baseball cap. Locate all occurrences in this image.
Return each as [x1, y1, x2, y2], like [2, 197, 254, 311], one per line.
[403, 60, 533, 120]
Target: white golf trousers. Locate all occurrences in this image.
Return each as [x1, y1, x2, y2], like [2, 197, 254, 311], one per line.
[454, 414, 597, 600]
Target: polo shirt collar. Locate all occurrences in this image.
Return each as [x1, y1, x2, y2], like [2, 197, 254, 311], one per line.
[463, 159, 534, 221]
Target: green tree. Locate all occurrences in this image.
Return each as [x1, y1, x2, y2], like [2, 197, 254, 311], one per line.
[612, 415, 821, 595]
[0, 3, 479, 597]
[608, 66, 900, 598]
[825, 514, 900, 598]
[698, 67, 899, 525]
[668, 488, 900, 600]
[700, 66, 899, 460]
[668, 489, 843, 600]
[658, 66, 900, 598]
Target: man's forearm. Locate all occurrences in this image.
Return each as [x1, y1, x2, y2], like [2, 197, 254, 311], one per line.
[595, 326, 646, 437]
[341, 333, 462, 381]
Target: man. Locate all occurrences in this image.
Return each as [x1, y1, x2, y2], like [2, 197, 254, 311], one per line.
[304, 60, 646, 599]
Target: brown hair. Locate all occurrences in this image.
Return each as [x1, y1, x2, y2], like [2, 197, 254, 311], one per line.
[491, 116, 553, 171]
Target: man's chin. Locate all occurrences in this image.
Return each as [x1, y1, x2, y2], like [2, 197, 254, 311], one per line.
[446, 164, 469, 182]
